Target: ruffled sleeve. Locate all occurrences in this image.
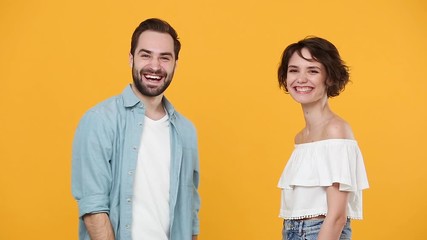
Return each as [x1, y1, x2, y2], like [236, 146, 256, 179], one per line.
[278, 139, 369, 192]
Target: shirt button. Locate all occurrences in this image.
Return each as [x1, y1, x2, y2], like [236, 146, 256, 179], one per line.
[125, 224, 130, 229]
[133, 146, 137, 150]
[138, 122, 143, 126]
[127, 198, 132, 203]
[128, 171, 133, 175]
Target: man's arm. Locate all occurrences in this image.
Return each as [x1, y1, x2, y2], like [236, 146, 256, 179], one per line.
[191, 129, 201, 238]
[83, 213, 115, 240]
[72, 110, 115, 238]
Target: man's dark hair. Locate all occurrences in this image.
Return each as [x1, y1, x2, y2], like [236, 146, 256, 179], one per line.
[130, 18, 181, 60]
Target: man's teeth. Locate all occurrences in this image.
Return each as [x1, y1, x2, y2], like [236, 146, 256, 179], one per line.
[145, 75, 162, 80]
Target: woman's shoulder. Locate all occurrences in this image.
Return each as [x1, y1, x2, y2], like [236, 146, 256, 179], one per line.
[323, 115, 354, 140]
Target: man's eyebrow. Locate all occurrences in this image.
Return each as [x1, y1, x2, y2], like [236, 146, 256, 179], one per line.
[137, 48, 173, 57]
[137, 48, 152, 54]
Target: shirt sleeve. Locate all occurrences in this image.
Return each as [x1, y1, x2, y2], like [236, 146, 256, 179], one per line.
[192, 132, 201, 235]
[71, 110, 114, 218]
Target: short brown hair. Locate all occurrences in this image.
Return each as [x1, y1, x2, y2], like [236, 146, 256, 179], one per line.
[278, 36, 349, 97]
[130, 18, 181, 60]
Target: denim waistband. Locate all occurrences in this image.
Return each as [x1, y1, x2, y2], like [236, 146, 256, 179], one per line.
[284, 218, 351, 234]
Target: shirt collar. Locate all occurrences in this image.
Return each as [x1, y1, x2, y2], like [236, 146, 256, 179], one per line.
[122, 84, 140, 108]
[121, 84, 176, 117]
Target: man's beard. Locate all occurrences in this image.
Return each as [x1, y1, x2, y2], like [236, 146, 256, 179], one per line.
[132, 66, 174, 97]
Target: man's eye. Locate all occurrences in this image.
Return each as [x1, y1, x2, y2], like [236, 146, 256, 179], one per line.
[160, 57, 171, 61]
[288, 69, 298, 73]
[141, 54, 150, 59]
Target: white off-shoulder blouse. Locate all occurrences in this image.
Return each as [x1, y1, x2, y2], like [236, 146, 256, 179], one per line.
[278, 139, 369, 220]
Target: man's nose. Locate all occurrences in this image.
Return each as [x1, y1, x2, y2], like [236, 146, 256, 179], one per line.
[148, 58, 161, 70]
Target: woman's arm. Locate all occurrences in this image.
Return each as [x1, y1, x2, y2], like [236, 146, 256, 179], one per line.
[83, 213, 115, 240]
[318, 183, 349, 240]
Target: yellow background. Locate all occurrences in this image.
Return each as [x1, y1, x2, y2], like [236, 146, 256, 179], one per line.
[1, 0, 426, 239]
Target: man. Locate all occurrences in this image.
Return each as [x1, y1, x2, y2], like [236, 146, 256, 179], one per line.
[72, 18, 200, 240]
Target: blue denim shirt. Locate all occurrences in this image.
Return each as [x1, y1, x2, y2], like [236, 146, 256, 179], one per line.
[72, 85, 200, 240]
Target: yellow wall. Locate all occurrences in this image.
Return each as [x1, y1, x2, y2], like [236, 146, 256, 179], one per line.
[1, 0, 426, 239]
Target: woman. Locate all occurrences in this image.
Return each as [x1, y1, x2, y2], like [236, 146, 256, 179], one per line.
[277, 37, 369, 240]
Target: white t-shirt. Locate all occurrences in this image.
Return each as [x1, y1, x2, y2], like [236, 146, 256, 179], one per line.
[132, 114, 171, 239]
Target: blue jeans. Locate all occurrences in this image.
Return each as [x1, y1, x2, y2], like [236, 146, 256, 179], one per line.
[282, 219, 352, 240]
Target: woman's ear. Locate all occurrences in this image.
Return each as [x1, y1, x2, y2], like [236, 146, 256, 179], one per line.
[325, 78, 334, 96]
[325, 78, 333, 87]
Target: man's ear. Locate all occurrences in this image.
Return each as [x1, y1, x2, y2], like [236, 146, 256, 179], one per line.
[129, 53, 133, 68]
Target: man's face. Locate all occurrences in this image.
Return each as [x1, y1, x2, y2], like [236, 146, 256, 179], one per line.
[130, 30, 177, 97]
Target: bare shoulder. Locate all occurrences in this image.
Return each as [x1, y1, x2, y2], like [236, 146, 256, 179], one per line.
[324, 116, 355, 140]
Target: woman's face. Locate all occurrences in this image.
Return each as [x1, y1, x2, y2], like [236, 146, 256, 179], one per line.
[286, 48, 328, 105]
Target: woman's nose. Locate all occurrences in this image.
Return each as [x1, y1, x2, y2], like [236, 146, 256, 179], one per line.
[296, 73, 308, 83]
